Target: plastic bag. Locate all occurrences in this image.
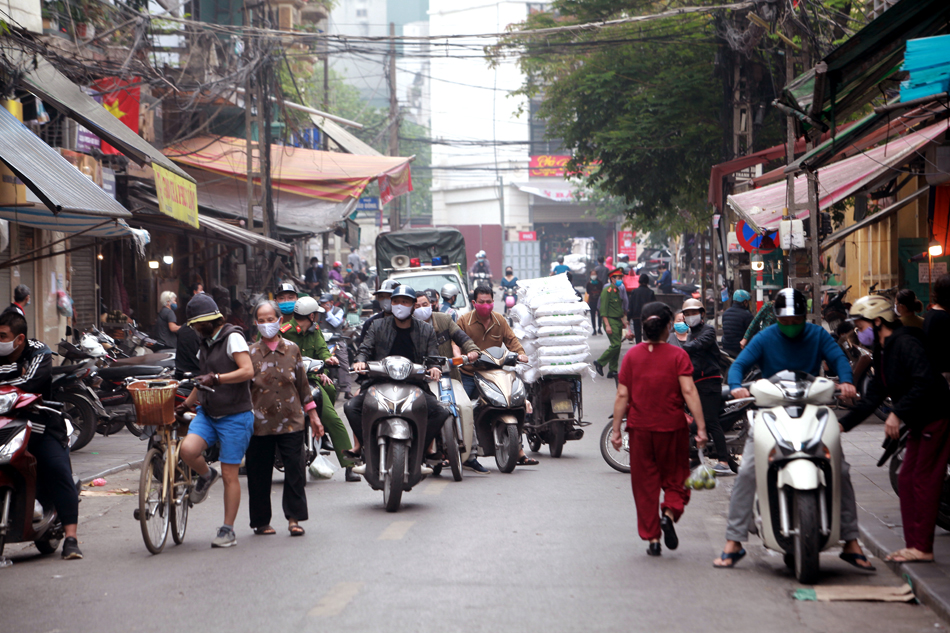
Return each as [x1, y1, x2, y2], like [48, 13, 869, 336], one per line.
[537, 335, 588, 347]
[538, 344, 589, 356]
[538, 362, 590, 376]
[540, 352, 589, 365]
[534, 302, 588, 317]
[308, 450, 336, 479]
[536, 314, 588, 327]
[685, 447, 717, 490]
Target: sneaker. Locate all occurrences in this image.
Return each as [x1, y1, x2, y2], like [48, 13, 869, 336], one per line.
[189, 467, 219, 505]
[463, 458, 490, 474]
[33, 500, 43, 521]
[211, 526, 237, 548]
[711, 462, 735, 476]
[352, 463, 367, 475]
[421, 464, 434, 476]
[62, 536, 83, 560]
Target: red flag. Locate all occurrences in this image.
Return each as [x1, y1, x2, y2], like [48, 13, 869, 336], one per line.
[92, 78, 139, 155]
[378, 165, 412, 206]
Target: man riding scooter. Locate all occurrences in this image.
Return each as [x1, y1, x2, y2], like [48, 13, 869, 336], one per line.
[712, 288, 873, 571]
[319, 293, 353, 400]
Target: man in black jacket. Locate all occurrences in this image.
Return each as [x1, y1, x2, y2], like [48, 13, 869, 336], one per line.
[679, 299, 733, 475]
[721, 289, 753, 358]
[626, 274, 656, 343]
[0, 311, 82, 559]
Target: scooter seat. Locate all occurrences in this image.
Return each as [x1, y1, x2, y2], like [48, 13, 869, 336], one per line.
[111, 353, 176, 369]
[97, 365, 164, 381]
[51, 364, 83, 375]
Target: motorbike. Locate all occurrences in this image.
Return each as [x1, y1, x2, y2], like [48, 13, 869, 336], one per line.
[470, 271, 492, 291]
[118, 322, 173, 357]
[355, 356, 436, 512]
[822, 285, 852, 333]
[525, 375, 588, 458]
[836, 332, 891, 422]
[502, 286, 518, 314]
[0, 386, 77, 567]
[49, 359, 104, 452]
[600, 414, 629, 473]
[465, 347, 527, 473]
[749, 370, 842, 584]
[877, 423, 950, 531]
[425, 356, 465, 482]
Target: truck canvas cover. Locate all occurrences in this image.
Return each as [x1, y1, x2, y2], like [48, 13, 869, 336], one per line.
[376, 228, 467, 279]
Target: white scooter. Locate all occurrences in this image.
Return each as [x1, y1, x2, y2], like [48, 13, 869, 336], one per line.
[750, 370, 841, 584]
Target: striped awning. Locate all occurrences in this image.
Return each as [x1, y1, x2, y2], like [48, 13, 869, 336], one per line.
[0, 206, 148, 244]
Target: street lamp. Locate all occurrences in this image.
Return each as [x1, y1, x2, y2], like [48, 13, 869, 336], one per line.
[929, 240, 943, 257]
[148, 260, 159, 269]
[162, 254, 174, 265]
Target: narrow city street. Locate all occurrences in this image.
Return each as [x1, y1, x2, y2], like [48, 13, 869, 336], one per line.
[0, 336, 944, 632]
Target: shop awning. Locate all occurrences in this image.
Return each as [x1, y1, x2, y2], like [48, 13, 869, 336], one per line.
[165, 136, 412, 204]
[820, 185, 929, 252]
[0, 206, 147, 242]
[726, 120, 948, 232]
[17, 56, 194, 183]
[310, 114, 381, 156]
[0, 106, 130, 218]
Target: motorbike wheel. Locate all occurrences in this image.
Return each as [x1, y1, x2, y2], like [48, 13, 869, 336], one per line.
[139, 447, 169, 554]
[34, 534, 62, 555]
[494, 424, 519, 474]
[527, 433, 542, 453]
[125, 413, 147, 438]
[96, 416, 127, 436]
[889, 447, 904, 496]
[61, 394, 97, 452]
[600, 422, 630, 473]
[549, 415, 567, 458]
[383, 441, 407, 513]
[792, 489, 821, 584]
[170, 458, 191, 545]
[443, 418, 462, 482]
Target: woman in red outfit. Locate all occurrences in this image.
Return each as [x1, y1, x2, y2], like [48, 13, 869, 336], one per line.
[611, 302, 708, 556]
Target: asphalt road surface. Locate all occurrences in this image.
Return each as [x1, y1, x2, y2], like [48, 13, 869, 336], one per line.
[0, 335, 943, 633]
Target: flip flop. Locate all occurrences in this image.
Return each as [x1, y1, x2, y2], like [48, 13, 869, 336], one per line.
[517, 456, 539, 466]
[253, 525, 276, 535]
[713, 548, 746, 569]
[839, 552, 877, 571]
[289, 524, 305, 537]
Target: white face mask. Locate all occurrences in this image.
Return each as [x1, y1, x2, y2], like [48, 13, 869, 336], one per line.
[257, 321, 281, 339]
[392, 304, 412, 320]
[412, 306, 432, 321]
[0, 336, 18, 356]
[380, 298, 392, 312]
[684, 314, 703, 328]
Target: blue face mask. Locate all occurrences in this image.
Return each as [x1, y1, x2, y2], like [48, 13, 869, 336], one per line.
[615, 279, 624, 288]
[171, 303, 178, 311]
[278, 301, 295, 315]
[673, 322, 689, 334]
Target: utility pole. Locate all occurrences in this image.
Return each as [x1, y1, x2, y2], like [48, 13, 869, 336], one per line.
[387, 21, 400, 232]
[323, 43, 330, 151]
[259, 53, 275, 239]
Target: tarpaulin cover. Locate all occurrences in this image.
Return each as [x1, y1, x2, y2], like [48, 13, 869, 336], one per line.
[375, 228, 467, 278]
[165, 136, 412, 204]
[727, 120, 949, 232]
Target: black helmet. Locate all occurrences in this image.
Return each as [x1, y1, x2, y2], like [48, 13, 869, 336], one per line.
[391, 285, 417, 301]
[774, 288, 807, 318]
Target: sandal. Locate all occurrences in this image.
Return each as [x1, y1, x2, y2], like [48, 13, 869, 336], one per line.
[517, 456, 539, 466]
[839, 552, 876, 571]
[289, 524, 305, 537]
[253, 525, 276, 535]
[885, 548, 933, 563]
[713, 548, 746, 569]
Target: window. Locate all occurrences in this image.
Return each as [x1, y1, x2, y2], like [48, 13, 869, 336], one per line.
[355, 8, 367, 17]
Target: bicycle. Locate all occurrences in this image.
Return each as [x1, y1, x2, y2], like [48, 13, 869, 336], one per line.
[131, 378, 210, 554]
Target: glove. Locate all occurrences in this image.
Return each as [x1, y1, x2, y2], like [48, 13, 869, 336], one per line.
[195, 373, 216, 388]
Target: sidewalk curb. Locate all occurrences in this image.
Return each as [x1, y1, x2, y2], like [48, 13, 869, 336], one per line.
[79, 459, 143, 486]
[858, 508, 950, 624]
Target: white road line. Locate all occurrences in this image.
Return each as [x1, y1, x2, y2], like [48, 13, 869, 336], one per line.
[378, 520, 415, 540]
[307, 582, 364, 617]
[423, 481, 449, 495]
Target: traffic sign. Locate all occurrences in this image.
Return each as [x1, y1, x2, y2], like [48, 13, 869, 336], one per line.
[735, 220, 778, 254]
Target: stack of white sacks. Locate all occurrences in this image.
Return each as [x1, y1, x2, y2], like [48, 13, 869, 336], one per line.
[509, 274, 594, 384]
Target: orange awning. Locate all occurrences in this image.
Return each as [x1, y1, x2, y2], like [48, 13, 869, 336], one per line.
[164, 136, 412, 204]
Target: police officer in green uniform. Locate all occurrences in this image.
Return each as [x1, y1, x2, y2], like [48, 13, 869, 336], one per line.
[593, 268, 631, 378]
[274, 284, 360, 482]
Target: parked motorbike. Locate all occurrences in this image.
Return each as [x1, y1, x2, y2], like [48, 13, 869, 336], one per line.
[877, 423, 950, 531]
[118, 322, 173, 357]
[49, 360, 104, 452]
[0, 386, 77, 566]
[822, 285, 852, 333]
[525, 374, 588, 458]
[687, 384, 755, 463]
[749, 370, 842, 584]
[355, 356, 436, 512]
[465, 347, 527, 473]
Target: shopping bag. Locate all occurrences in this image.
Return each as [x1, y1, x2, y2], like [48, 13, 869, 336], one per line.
[308, 451, 336, 479]
[685, 447, 717, 490]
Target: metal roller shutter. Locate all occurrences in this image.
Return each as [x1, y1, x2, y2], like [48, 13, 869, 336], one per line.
[69, 237, 97, 330]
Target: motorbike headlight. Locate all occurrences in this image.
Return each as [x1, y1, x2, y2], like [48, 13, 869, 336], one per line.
[383, 357, 412, 381]
[0, 392, 19, 415]
[0, 427, 27, 461]
[476, 375, 507, 407]
[510, 378, 526, 406]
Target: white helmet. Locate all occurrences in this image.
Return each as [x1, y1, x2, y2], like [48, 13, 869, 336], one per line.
[294, 296, 324, 318]
[850, 294, 898, 323]
[476, 250, 486, 259]
[374, 278, 398, 296]
[440, 283, 460, 299]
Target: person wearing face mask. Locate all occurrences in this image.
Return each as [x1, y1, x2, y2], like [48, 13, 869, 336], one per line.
[841, 295, 950, 563]
[714, 288, 871, 570]
[0, 310, 82, 559]
[304, 257, 323, 294]
[439, 283, 460, 322]
[319, 293, 353, 400]
[176, 294, 255, 549]
[668, 311, 690, 347]
[895, 289, 924, 329]
[347, 286, 445, 475]
[329, 262, 345, 286]
[720, 289, 753, 358]
[358, 279, 398, 347]
[627, 274, 656, 344]
[154, 290, 181, 349]
[593, 268, 632, 379]
[586, 270, 604, 334]
[5, 284, 30, 317]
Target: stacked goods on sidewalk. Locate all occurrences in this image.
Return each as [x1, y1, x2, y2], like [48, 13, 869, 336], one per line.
[509, 274, 593, 383]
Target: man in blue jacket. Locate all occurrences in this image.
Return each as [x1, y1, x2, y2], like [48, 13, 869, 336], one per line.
[712, 289, 873, 571]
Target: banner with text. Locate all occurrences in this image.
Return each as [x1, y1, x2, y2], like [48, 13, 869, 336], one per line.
[154, 164, 199, 228]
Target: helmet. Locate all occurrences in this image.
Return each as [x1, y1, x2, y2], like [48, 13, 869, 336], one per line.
[682, 298, 704, 312]
[850, 295, 898, 322]
[319, 293, 334, 303]
[333, 261, 342, 268]
[476, 250, 486, 259]
[733, 289, 751, 303]
[186, 294, 222, 325]
[374, 278, 398, 296]
[440, 283, 460, 299]
[774, 288, 807, 318]
[294, 296, 324, 318]
[276, 282, 297, 296]
[557, 256, 564, 263]
[391, 285, 417, 301]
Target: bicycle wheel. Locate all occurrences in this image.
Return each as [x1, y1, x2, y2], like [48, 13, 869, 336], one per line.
[170, 455, 191, 545]
[138, 447, 169, 554]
